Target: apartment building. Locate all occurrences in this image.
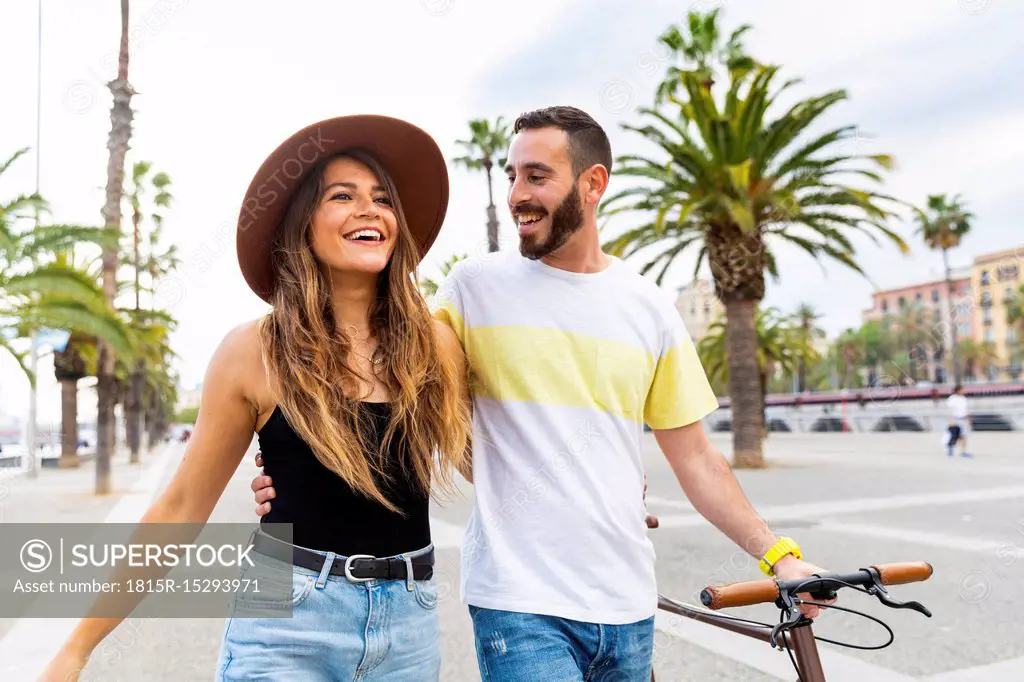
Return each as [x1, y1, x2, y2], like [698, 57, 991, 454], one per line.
[861, 269, 973, 384]
[972, 247, 1024, 380]
[675, 279, 724, 341]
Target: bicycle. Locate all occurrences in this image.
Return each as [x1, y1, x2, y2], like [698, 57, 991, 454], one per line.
[650, 560, 934, 681]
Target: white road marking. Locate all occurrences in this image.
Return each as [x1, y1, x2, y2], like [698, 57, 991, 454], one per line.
[0, 442, 181, 681]
[821, 520, 1024, 556]
[653, 485, 1024, 529]
[654, 610, 917, 681]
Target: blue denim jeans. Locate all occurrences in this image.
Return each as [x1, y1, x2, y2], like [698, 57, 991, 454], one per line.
[214, 541, 439, 681]
[469, 605, 655, 681]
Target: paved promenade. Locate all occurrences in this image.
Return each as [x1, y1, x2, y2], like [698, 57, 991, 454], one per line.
[1, 432, 1022, 680]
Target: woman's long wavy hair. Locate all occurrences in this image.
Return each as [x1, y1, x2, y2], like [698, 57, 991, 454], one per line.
[257, 149, 471, 513]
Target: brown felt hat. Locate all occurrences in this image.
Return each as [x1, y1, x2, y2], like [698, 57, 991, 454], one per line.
[236, 114, 449, 302]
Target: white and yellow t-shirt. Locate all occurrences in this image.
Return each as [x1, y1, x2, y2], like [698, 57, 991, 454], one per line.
[432, 251, 719, 624]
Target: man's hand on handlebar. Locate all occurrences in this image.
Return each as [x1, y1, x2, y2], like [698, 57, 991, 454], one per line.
[770, 554, 834, 619]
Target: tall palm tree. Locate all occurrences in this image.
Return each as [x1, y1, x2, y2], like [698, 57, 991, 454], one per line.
[123, 162, 173, 463]
[136, 224, 180, 451]
[792, 303, 825, 392]
[655, 8, 756, 102]
[603, 65, 907, 467]
[96, 0, 135, 493]
[914, 193, 973, 383]
[454, 118, 510, 252]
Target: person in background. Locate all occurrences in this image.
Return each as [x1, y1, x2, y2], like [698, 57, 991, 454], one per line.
[946, 384, 972, 458]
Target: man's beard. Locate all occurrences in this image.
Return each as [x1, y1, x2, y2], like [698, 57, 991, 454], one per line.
[516, 188, 584, 260]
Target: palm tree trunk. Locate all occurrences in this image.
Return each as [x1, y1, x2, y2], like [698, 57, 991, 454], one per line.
[96, 0, 134, 494]
[484, 161, 499, 252]
[133, 209, 141, 311]
[59, 379, 80, 468]
[725, 299, 764, 468]
[127, 362, 143, 463]
[943, 247, 961, 384]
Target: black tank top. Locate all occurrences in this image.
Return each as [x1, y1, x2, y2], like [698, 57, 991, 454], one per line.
[257, 401, 431, 557]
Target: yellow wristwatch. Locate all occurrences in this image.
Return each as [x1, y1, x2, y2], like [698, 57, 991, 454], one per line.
[760, 537, 802, 577]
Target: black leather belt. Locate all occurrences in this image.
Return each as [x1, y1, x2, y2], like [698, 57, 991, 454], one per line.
[252, 533, 434, 582]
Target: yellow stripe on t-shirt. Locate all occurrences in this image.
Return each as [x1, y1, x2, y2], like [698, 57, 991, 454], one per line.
[644, 341, 720, 429]
[432, 301, 466, 344]
[461, 325, 656, 423]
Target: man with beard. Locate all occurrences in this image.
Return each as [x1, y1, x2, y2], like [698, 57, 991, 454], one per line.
[252, 106, 827, 680]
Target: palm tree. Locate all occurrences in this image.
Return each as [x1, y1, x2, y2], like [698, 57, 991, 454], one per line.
[698, 307, 820, 401]
[454, 118, 511, 252]
[792, 303, 825, 392]
[603, 64, 907, 467]
[887, 303, 934, 384]
[858, 318, 897, 385]
[655, 8, 756, 102]
[123, 162, 173, 463]
[914, 193, 973, 383]
[96, 0, 136, 493]
[1, 147, 129, 377]
[831, 329, 865, 389]
[420, 253, 467, 298]
[52, 332, 95, 466]
[958, 338, 1000, 383]
[140, 321, 179, 447]
[1004, 283, 1024, 379]
[1, 147, 128, 468]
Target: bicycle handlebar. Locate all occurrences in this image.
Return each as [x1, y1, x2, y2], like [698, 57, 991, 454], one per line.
[700, 561, 933, 610]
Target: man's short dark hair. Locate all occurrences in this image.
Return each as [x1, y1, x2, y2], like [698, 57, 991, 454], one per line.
[953, 384, 963, 394]
[512, 106, 613, 177]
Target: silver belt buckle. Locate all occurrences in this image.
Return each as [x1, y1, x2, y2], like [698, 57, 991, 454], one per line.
[343, 554, 376, 582]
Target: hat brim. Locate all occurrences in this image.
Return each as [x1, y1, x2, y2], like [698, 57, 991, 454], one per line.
[236, 115, 449, 302]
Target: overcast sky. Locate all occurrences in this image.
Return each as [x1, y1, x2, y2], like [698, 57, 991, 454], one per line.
[2, 0, 1022, 426]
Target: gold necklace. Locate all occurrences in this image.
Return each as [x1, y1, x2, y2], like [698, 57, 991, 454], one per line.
[350, 344, 384, 366]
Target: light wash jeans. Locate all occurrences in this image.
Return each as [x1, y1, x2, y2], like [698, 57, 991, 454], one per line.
[214, 541, 439, 681]
[469, 605, 655, 681]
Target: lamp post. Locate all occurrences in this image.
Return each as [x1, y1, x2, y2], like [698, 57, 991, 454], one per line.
[26, 1, 43, 477]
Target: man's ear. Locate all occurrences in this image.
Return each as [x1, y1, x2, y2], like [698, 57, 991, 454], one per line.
[581, 164, 609, 206]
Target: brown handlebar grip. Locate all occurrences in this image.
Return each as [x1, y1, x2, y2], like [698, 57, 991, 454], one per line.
[700, 580, 780, 610]
[871, 561, 934, 585]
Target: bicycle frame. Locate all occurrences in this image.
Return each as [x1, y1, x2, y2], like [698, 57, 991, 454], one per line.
[654, 595, 826, 682]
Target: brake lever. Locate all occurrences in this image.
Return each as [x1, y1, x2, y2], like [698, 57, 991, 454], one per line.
[866, 573, 932, 617]
[770, 589, 812, 650]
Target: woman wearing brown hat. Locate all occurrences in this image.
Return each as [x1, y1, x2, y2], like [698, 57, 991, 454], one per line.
[40, 115, 472, 681]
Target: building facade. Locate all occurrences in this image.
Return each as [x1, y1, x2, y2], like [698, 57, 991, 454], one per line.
[861, 269, 973, 384]
[972, 247, 1024, 381]
[675, 279, 724, 341]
